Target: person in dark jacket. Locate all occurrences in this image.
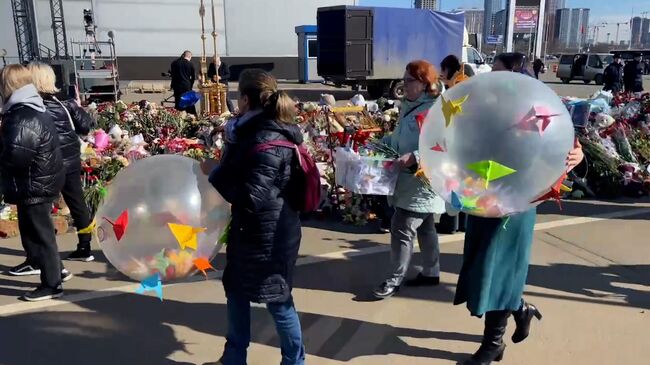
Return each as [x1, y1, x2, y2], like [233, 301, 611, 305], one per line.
[532, 58, 544, 79]
[440, 54, 473, 88]
[0, 65, 66, 301]
[603, 54, 624, 94]
[28, 62, 95, 262]
[170, 50, 197, 115]
[204, 69, 304, 365]
[456, 54, 585, 365]
[623, 54, 644, 93]
[207, 57, 235, 112]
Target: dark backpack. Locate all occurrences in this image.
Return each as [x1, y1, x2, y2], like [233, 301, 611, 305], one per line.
[252, 140, 321, 213]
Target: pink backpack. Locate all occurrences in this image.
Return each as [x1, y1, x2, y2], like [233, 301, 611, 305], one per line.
[252, 140, 321, 213]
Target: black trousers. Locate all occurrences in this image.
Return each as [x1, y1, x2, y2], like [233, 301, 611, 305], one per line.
[174, 90, 197, 116]
[17, 202, 62, 289]
[62, 169, 92, 249]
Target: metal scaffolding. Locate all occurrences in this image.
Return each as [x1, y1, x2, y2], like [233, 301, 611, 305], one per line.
[49, 0, 69, 58]
[11, 0, 40, 63]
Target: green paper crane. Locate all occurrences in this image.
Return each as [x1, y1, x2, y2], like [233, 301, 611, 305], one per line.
[459, 195, 480, 210]
[466, 160, 517, 188]
[153, 249, 170, 273]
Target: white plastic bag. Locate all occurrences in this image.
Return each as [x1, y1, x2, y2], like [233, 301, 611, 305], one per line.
[334, 148, 399, 195]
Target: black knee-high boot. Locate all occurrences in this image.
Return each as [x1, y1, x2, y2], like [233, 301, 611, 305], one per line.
[512, 299, 543, 343]
[464, 310, 510, 365]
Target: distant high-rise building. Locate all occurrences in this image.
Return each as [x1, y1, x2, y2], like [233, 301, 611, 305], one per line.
[555, 8, 589, 49]
[483, 0, 504, 43]
[415, 0, 439, 11]
[493, 9, 508, 38]
[642, 18, 650, 47]
[455, 8, 484, 35]
[631, 17, 643, 48]
[545, 0, 566, 50]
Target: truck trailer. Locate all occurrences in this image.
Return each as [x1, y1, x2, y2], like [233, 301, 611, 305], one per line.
[317, 6, 488, 99]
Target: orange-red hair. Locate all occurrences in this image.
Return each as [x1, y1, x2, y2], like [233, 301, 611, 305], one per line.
[406, 60, 440, 95]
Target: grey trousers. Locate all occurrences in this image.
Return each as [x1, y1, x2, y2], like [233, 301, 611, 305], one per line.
[386, 208, 441, 286]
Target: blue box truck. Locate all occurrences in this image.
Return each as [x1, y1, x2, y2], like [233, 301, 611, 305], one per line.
[317, 6, 487, 99]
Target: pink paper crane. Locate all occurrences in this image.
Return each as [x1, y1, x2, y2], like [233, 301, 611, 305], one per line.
[431, 139, 447, 152]
[517, 106, 560, 136]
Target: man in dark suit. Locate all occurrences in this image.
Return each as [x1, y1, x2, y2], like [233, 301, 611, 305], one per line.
[623, 53, 644, 93]
[207, 57, 235, 112]
[170, 50, 196, 115]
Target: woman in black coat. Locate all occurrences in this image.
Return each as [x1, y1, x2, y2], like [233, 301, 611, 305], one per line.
[205, 69, 305, 365]
[0, 65, 66, 301]
[28, 62, 95, 263]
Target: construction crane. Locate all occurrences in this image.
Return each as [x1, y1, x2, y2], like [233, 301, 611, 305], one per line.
[591, 23, 608, 48]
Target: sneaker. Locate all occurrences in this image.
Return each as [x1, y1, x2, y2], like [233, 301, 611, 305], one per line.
[373, 281, 400, 299]
[22, 286, 63, 302]
[404, 273, 440, 287]
[66, 248, 95, 262]
[8, 262, 41, 276]
[61, 269, 73, 283]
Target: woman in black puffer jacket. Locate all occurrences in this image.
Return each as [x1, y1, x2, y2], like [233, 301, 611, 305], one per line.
[29, 62, 95, 262]
[205, 69, 304, 365]
[0, 65, 66, 301]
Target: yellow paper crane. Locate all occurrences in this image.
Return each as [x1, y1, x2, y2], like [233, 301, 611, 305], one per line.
[77, 220, 97, 234]
[168, 223, 207, 251]
[441, 94, 469, 127]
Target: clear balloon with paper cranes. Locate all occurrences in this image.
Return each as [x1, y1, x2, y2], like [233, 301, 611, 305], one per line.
[94, 155, 229, 282]
[418, 71, 575, 218]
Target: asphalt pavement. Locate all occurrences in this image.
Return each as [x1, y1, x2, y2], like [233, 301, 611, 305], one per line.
[2, 74, 649, 365]
[0, 199, 648, 365]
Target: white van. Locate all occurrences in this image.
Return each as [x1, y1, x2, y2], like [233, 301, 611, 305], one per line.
[463, 46, 492, 75]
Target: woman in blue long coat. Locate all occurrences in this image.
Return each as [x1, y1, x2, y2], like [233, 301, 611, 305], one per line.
[455, 53, 585, 365]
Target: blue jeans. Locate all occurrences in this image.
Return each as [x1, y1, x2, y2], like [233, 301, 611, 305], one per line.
[220, 294, 305, 365]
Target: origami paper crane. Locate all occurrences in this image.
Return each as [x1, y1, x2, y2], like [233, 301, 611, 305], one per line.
[168, 223, 207, 250]
[466, 160, 517, 188]
[441, 94, 469, 127]
[219, 221, 231, 246]
[77, 220, 97, 234]
[153, 249, 170, 273]
[415, 110, 429, 130]
[136, 273, 163, 301]
[431, 139, 447, 152]
[194, 257, 216, 279]
[102, 210, 129, 241]
[450, 191, 479, 211]
[502, 216, 511, 230]
[517, 106, 560, 136]
[531, 174, 570, 209]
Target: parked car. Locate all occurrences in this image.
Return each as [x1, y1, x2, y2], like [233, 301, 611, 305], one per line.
[556, 53, 613, 85]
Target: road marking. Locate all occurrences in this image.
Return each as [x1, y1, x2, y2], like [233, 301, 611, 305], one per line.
[1, 207, 648, 316]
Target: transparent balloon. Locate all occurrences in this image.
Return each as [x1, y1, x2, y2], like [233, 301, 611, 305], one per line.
[419, 72, 575, 218]
[95, 155, 229, 281]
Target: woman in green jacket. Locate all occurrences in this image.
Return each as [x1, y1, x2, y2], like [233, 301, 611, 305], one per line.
[457, 52, 585, 365]
[374, 60, 446, 299]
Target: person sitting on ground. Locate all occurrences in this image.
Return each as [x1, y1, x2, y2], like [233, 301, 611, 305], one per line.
[0, 64, 67, 301]
[28, 62, 95, 263]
